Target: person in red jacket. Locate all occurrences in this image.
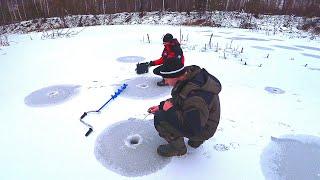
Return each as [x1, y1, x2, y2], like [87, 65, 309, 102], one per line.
[149, 33, 185, 86]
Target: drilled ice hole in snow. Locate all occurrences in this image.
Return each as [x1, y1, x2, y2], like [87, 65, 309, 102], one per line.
[260, 135, 320, 180]
[24, 85, 80, 107]
[125, 134, 143, 149]
[264, 87, 285, 94]
[119, 76, 171, 99]
[94, 119, 171, 177]
[47, 91, 59, 98]
[136, 83, 149, 89]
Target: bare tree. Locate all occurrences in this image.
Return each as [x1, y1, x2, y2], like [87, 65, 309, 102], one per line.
[226, 0, 230, 11]
[1, 0, 320, 26]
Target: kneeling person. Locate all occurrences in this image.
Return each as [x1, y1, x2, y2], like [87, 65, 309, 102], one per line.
[148, 59, 222, 157]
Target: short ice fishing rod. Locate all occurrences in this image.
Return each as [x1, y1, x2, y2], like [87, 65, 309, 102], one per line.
[80, 83, 128, 137]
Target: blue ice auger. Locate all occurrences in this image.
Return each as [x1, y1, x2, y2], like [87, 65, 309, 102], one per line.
[80, 83, 128, 137]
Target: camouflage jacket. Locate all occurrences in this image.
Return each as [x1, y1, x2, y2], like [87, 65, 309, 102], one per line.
[163, 65, 221, 138]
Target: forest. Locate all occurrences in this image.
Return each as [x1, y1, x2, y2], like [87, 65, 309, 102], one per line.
[0, 0, 319, 26]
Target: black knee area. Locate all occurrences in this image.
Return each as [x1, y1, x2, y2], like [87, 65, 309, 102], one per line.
[154, 110, 166, 128]
[153, 65, 163, 76]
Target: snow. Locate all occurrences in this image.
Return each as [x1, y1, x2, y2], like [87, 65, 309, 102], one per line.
[0, 23, 320, 180]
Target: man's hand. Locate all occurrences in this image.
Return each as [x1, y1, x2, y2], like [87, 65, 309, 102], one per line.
[148, 105, 159, 114]
[163, 101, 173, 111]
[149, 61, 155, 66]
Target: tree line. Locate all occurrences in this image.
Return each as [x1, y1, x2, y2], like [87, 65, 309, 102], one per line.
[1, 0, 319, 26]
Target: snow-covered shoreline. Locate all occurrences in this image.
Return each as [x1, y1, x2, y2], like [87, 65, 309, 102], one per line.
[1, 11, 319, 39]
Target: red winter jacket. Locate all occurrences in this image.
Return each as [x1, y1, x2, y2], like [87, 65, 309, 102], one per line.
[151, 38, 184, 66]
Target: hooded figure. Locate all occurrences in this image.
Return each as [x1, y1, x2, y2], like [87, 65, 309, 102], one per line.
[148, 60, 221, 157]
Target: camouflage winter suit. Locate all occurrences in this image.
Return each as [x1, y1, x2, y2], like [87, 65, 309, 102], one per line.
[154, 65, 221, 142]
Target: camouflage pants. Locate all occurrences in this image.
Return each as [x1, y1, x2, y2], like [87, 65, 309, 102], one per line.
[154, 110, 183, 142]
[154, 110, 216, 142]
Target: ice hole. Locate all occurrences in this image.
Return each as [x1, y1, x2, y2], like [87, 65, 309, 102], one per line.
[260, 135, 320, 180]
[24, 85, 80, 107]
[264, 87, 285, 94]
[47, 91, 59, 98]
[125, 134, 143, 149]
[136, 83, 149, 89]
[119, 76, 171, 99]
[130, 138, 139, 144]
[94, 119, 171, 177]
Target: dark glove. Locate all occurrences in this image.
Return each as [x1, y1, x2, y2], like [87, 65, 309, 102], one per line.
[149, 61, 155, 66]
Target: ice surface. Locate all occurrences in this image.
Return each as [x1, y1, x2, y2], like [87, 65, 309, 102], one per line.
[294, 45, 320, 52]
[251, 46, 275, 51]
[116, 56, 146, 63]
[260, 135, 320, 180]
[309, 67, 320, 71]
[1, 23, 320, 180]
[24, 85, 80, 107]
[119, 76, 171, 99]
[94, 119, 171, 177]
[272, 45, 302, 51]
[227, 37, 270, 41]
[301, 53, 320, 60]
[214, 144, 230, 151]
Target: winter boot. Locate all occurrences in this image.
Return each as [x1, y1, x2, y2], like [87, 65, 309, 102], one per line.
[157, 79, 168, 86]
[188, 140, 204, 148]
[157, 137, 187, 157]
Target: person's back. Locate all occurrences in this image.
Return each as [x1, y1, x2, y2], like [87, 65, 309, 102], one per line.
[171, 65, 221, 140]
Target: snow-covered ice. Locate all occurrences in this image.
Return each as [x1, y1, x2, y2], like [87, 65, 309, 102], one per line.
[0, 24, 320, 180]
[116, 56, 145, 63]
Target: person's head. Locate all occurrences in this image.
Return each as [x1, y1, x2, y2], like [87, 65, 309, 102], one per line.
[160, 59, 186, 86]
[162, 33, 173, 45]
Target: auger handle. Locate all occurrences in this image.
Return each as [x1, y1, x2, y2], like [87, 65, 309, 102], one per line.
[80, 112, 87, 120]
[85, 128, 93, 137]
